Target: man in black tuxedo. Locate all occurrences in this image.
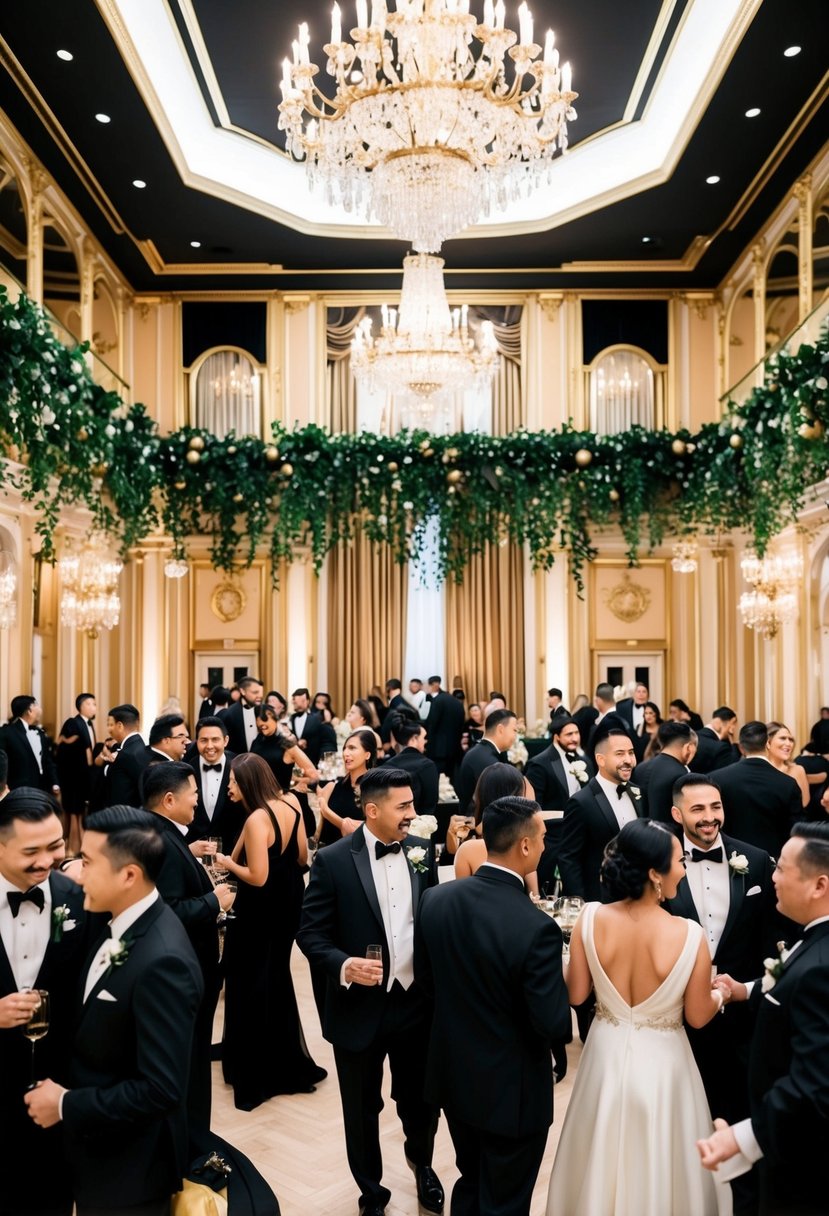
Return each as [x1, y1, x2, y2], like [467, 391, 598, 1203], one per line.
[526, 715, 596, 892]
[0, 695, 60, 796]
[379, 679, 408, 752]
[424, 676, 466, 781]
[666, 774, 778, 1127]
[614, 681, 650, 740]
[455, 708, 517, 814]
[690, 706, 739, 774]
[145, 713, 189, 765]
[289, 686, 337, 766]
[697, 822, 829, 1215]
[637, 720, 696, 825]
[25, 806, 203, 1216]
[102, 704, 147, 808]
[221, 676, 264, 755]
[586, 683, 629, 754]
[716, 721, 802, 859]
[56, 692, 97, 822]
[380, 718, 440, 814]
[298, 768, 443, 1216]
[143, 762, 234, 1134]
[546, 687, 569, 731]
[196, 683, 213, 721]
[415, 795, 572, 1216]
[558, 729, 643, 901]
[0, 789, 100, 1216]
[186, 715, 241, 852]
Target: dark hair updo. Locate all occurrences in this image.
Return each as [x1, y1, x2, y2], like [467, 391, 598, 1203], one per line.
[600, 820, 675, 901]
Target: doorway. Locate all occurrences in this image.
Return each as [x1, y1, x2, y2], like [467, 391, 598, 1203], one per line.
[193, 650, 260, 722]
[594, 651, 664, 710]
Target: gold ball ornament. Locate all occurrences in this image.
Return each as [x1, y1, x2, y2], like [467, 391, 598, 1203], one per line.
[609, 488, 620, 502]
[671, 439, 687, 456]
[173, 480, 186, 491]
[446, 469, 463, 484]
[419, 439, 431, 453]
[422, 447, 434, 458]
[265, 445, 280, 463]
[188, 435, 205, 452]
[728, 434, 743, 450]
[232, 492, 244, 504]
[77, 427, 89, 442]
[387, 461, 399, 473]
[280, 462, 294, 477]
[227, 445, 237, 456]
[185, 449, 201, 465]
[574, 448, 593, 468]
[90, 462, 108, 478]
[685, 442, 696, 454]
[798, 420, 824, 440]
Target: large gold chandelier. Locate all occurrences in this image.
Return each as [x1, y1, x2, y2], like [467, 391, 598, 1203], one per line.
[739, 547, 803, 639]
[351, 252, 499, 399]
[278, 1, 577, 252]
[59, 534, 123, 639]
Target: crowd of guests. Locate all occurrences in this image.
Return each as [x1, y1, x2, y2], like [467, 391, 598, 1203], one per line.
[0, 675, 827, 1215]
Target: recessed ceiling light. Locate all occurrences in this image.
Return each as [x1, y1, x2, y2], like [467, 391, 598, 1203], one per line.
[190, 241, 202, 248]
[783, 46, 801, 58]
[95, 113, 111, 124]
[745, 107, 761, 118]
[56, 49, 73, 62]
[132, 179, 147, 189]
[706, 175, 720, 185]
[641, 236, 652, 244]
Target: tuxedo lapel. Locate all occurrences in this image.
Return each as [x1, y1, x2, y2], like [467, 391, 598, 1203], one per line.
[81, 900, 165, 1012]
[164, 819, 214, 892]
[589, 780, 620, 837]
[670, 878, 700, 924]
[0, 922, 17, 993]
[35, 872, 83, 987]
[548, 751, 569, 800]
[781, 921, 829, 974]
[717, 834, 747, 949]
[350, 829, 386, 937]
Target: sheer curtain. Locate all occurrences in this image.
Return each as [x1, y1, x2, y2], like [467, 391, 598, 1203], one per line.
[327, 308, 365, 433]
[193, 350, 261, 437]
[588, 349, 657, 434]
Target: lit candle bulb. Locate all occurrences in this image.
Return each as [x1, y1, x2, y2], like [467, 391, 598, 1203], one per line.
[382, 303, 389, 328]
[518, 2, 533, 46]
[280, 57, 293, 95]
[298, 22, 310, 64]
[494, 1, 505, 30]
[461, 304, 469, 330]
[331, 2, 342, 42]
[370, 0, 386, 32]
[483, 0, 494, 26]
[561, 60, 572, 92]
[452, 307, 460, 332]
[543, 29, 554, 65]
[292, 38, 299, 65]
[356, 0, 368, 29]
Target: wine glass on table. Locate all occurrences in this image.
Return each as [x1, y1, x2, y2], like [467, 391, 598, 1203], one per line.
[21, 989, 49, 1089]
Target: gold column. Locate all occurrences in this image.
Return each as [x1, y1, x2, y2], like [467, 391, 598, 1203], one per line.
[79, 237, 95, 346]
[794, 174, 813, 324]
[25, 164, 45, 305]
[751, 242, 766, 370]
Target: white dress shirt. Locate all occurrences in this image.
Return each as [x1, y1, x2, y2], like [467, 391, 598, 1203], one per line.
[81, 716, 96, 749]
[683, 834, 731, 959]
[201, 756, 226, 820]
[595, 773, 638, 829]
[23, 722, 44, 772]
[0, 873, 52, 990]
[554, 743, 583, 796]
[82, 888, 159, 1002]
[362, 825, 415, 992]
[631, 704, 645, 736]
[243, 706, 258, 749]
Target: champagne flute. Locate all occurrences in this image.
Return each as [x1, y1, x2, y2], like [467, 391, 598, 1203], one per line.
[204, 836, 222, 878]
[21, 989, 49, 1088]
[222, 877, 238, 921]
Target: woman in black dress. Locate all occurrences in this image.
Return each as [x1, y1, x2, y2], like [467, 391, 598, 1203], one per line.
[251, 703, 318, 837]
[217, 753, 326, 1110]
[316, 728, 377, 845]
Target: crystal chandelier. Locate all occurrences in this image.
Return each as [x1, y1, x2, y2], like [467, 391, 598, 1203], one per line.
[739, 547, 803, 639]
[211, 361, 256, 400]
[0, 550, 17, 629]
[59, 534, 123, 640]
[671, 540, 698, 574]
[278, 1, 577, 252]
[351, 252, 499, 400]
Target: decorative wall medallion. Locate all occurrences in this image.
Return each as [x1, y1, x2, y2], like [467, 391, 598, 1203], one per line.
[603, 572, 651, 623]
[210, 579, 246, 623]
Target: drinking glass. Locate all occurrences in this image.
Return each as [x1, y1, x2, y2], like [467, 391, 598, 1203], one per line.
[222, 877, 238, 921]
[22, 989, 49, 1088]
[204, 837, 222, 877]
[366, 944, 383, 984]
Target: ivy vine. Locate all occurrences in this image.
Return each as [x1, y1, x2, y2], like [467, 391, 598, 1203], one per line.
[1, 285, 827, 587]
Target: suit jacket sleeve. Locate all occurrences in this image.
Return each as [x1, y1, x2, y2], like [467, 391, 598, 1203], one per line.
[296, 850, 350, 980]
[751, 962, 829, 1167]
[155, 849, 219, 926]
[418, 759, 439, 811]
[557, 794, 587, 899]
[523, 917, 573, 1046]
[62, 950, 202, 1133]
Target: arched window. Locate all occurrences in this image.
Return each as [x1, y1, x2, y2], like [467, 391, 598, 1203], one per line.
[190, 347, 262, 438]
[587, 345, 664, 434]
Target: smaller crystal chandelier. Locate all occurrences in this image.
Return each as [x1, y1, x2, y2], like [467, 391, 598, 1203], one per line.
[59, 533, 123, 640]
[211, 361, 256, 400]
[0, 550, 17, 629]
[739, 546, 803, 639]
[351, 252, 498, 402]
[671, 539, 698, 574]
[278, 1, 577, 252]
[164, 558, 189, 580]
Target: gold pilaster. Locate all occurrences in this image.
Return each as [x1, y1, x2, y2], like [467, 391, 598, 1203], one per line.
[794, 174, 813, 323]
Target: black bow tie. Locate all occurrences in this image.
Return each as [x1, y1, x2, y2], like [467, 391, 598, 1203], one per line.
[375, 840, 401, 860]
[616, 782, 630, 799]
[564, 751, 579, 763]
[8, 887, 45, 917]
[202, 764, 222, 773]
[28, 725, 39, 733]
[689, 847, 723, 863]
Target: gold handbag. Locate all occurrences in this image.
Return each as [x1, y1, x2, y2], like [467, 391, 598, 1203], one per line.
[171, 1178, 229, 1216]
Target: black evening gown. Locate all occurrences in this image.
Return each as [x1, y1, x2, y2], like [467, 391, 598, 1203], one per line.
[222, 802, 327, 1110]
[251, 731, 315, 839]
[318, 776, 364, 845]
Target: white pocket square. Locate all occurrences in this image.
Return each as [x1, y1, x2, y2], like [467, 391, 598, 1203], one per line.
[96, 989, 117, 1002]
[764, 992, 781, 1006]
[746, 885, 761, 896]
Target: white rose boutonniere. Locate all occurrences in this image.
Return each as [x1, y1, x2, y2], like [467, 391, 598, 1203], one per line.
[728, 851, 749, 876]
[629, 784, 641, 802]
[102, 938, 132, 976]
[761, 952, 785, 993]
[569, 761, 588, 786]
[408, 815, 438, 839]
[406, 846, 428, 874]
[51, 905, 77, 943]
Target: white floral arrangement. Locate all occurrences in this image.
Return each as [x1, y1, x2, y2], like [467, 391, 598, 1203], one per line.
[438, 774, 458, 803]
[406, 845, 428, 873]
[569, 760, 589, 786]
[523, 718, 550, 740]
[334, 719, 351, 745]
[408, 815, 438, 838]
[508, 740, 529, 769]
[728, 851, 749, 875]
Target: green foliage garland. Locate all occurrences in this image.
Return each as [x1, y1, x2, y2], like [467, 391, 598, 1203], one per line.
[1, 285, 827, 585]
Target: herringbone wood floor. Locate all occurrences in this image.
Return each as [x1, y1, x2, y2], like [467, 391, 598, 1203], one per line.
[211, 944, 581, 1216]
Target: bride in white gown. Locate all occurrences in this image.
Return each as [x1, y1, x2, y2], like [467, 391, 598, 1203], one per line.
[548, 820, 733, 1216]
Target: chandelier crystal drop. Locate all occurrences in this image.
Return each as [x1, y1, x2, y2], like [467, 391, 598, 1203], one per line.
[738, 546, 803, 639]
[59, 533, 123, 639]
[351, 252, 499, 399]
[670, 540, 698, 574]
[278, 1, 578, 252]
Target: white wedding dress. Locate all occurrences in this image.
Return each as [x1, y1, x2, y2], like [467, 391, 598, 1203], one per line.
[547, 903, 732, 1216]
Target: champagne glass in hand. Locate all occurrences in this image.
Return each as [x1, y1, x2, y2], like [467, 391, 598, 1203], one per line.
[366, 945, 383, 985]
[222, 877, 238, 921]
[21, 989, 49, 1088]
[204, 837, 222, 876]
